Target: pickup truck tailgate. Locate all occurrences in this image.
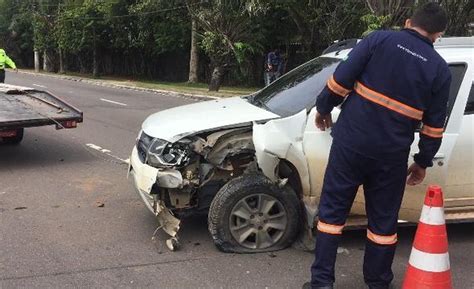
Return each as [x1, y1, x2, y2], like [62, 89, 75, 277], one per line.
[0, 84, 83, 129]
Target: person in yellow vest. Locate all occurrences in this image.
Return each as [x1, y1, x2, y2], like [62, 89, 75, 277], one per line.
[0, 49, 17, 83]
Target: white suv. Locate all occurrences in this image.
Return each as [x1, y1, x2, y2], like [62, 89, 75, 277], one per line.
[129, 37, 474, 252]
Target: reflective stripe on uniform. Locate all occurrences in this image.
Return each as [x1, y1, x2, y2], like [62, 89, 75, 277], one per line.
[367, 229, 397, 245]
[327, 76, 351, 97]
[420, 124, 444, 138]
[317, 221, 344, 235]
[354, 81, 423, 120]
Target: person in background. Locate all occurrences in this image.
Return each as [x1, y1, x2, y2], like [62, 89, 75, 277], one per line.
[0, 49, 17, 83]
[264, 48, 282, 86]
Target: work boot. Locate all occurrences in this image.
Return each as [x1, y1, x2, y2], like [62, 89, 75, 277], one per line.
[302, 282, 333, 289]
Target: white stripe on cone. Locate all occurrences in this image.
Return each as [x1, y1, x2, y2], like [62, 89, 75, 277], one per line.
[419, 205, 445, 225]
[409, 247, 450, 272]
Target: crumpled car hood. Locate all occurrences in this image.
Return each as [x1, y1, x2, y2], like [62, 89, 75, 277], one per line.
[142, 97, 279, 142]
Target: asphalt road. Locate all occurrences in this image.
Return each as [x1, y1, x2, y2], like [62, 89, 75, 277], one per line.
[1, 72, 473, 289]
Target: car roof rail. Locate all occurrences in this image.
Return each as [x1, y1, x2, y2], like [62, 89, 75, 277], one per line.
[434, 37, 474, 48]
[322, 39, 360, 55]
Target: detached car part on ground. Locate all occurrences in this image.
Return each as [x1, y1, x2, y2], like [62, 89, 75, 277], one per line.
[129, 37, 474, 253]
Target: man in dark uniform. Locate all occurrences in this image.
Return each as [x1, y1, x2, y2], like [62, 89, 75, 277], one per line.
[305, 3, 451, 289]
[264, 48, 282, 86]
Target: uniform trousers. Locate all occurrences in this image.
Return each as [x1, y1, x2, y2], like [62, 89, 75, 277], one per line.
[311, 141, 407, 289]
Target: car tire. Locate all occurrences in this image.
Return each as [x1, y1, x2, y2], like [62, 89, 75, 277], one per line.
[1, 128, 24, 145]
[208, 174, 302, 253]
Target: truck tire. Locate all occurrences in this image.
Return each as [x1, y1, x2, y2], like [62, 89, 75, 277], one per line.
[1, 128, 24, 145]
[208, 174, 302, 253]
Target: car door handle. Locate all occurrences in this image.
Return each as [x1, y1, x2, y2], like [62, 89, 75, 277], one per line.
[409, 153, 445, 159]
[433, 153, 445, 160]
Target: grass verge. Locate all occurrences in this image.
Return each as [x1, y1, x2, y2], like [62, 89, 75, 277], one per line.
[19, 69, 260, 98]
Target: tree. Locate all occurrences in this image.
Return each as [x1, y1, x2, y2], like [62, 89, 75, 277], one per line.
[189, 0, 265, 91]
[32, 0, 63, 72]
[0, 0, 471, 88]
[438, 0, 473, 36]
[188, 18, 199, 83]
[362, 0, 414, 34]
[0, 0, 34, 68]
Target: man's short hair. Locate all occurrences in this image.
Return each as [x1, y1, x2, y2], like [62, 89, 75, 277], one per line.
[411, 2, 448, 34]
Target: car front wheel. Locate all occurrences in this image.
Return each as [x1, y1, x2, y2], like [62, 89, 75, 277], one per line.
[208, 174, 302, 253]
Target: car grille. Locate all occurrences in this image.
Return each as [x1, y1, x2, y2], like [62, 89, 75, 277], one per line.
[137, 132, 153, 163]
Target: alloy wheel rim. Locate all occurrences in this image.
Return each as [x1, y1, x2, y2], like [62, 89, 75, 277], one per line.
[229, 193, 288, 249]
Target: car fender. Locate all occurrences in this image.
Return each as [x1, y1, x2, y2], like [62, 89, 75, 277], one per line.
[252, 109, 311, 194]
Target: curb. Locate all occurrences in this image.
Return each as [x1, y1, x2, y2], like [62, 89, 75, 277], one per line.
[17, 70, 220, 102]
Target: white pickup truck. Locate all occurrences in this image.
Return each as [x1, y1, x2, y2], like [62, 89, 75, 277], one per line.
[129, 37, 473, 252]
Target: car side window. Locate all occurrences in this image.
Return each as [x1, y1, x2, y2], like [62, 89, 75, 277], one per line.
[445, 64, 467, 125]
[415, 64, 466, 131]
[464, 83, 474, 115]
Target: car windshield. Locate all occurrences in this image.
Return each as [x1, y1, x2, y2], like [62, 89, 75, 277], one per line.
[249, 57, 341, 117]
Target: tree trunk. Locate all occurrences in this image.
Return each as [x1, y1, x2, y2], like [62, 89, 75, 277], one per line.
[34, 49, 40, 72]
[58, 48, 65, 74]
[92, 48, 98, 77]
[43, 49, 54, 72]
[43, 50, 55, 73]
[208, 65, 225, 91]
[92, 27, 99, 78]
[42, 50, 48, 71]
[188, 19, 199, 83]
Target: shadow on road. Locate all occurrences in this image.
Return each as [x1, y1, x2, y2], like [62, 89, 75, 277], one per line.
[150, 208, 474, 255]
[0, 130, 97, 170]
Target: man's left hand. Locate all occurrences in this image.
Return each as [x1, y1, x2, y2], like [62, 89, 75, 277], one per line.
[407, 163, 426, 186]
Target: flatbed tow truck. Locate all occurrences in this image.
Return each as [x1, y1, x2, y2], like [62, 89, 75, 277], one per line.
[0, 84, 83, 144]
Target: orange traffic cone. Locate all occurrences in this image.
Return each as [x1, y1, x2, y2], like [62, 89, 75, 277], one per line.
[402, 185, 452, 289]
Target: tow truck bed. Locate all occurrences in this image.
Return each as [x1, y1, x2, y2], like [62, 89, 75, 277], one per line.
[0, 84, 83, 130]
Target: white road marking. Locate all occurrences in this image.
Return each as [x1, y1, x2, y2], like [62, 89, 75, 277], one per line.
[32, 84, 47, 88]
[100, 98, 127, 106]
[86, 143, 129, 164]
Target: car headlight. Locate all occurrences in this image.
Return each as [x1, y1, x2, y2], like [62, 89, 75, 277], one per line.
[147, 138, 191, 167]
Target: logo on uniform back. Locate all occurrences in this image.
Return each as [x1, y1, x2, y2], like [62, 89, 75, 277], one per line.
[397, 44, 428, 62]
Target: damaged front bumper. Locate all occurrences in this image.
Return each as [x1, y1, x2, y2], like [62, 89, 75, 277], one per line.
[128, 146, 181, 247]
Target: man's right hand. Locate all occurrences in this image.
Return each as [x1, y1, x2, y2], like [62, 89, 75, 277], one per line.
[315, 112, 333, 131]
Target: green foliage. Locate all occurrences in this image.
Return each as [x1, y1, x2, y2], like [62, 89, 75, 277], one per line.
[234, 42, 260, 64]
[128, 0, 190, 56]
[361, 14, 391, 36]
[199, 31, 230, 62]
[0, 0, 471, 84]
[191, 0, 265, 67]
